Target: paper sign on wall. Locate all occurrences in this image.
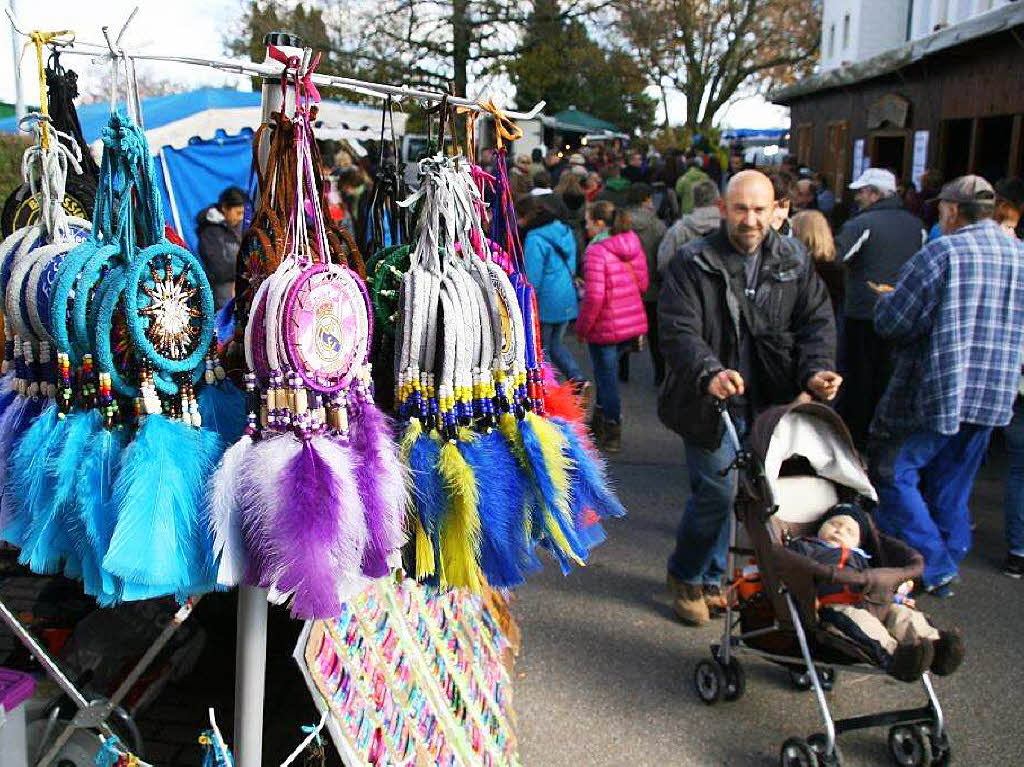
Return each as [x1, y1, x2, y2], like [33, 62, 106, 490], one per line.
[852, 139, 865, 180]
[912, 131, 930, 192]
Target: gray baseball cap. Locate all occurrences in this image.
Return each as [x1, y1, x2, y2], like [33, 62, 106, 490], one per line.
[931, 174, 996, 204]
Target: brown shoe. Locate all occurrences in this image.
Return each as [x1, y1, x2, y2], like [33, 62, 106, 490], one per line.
[703, 584, 728, 615]
[667, 573, 710, 626]
[603, 419, 622, 453]
[572, 379, 592, 414]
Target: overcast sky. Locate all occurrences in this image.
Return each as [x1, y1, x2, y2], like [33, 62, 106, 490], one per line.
[2, 1, 789, 129]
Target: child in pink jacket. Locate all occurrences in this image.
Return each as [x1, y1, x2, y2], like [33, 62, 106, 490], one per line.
[576, 200, 649, 451]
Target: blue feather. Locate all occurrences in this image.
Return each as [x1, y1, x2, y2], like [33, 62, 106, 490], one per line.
[13, 404, 72, 574]
[198, 378, 247, 446]
[458, 430, 530, 588]
[0, 397, 43, 543]
[408, 431, 444, 576]
[53, 410, 104, 594]
[104, 415, 222, 598]
[519, 416, 589, 564]
[552, 417, 627, 521]
[76, 425, 129, 605]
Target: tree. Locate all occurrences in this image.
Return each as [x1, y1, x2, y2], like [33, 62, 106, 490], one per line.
[507, 0, 655, 134]
[616, 0, 820, 133]
[80, 70, 186, 104]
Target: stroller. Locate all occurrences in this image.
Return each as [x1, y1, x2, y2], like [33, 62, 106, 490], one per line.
[692, 402, 950, 767]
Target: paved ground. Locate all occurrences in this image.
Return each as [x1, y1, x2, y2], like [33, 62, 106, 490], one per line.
[513, 340, 1022, 767]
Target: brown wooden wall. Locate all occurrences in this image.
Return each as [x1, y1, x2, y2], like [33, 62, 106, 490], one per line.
[785, 28, 1024, 197]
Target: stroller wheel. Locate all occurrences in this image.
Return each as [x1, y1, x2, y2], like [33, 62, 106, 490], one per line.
[721, 658, 746, 701]
[780, 737, 816, 767]
[694, 659, 724, 705]
[888, 725, 933, 767]
[927, 728, 951, 765]
[788, 667, 813, 691]
[808, 733, 842, 766]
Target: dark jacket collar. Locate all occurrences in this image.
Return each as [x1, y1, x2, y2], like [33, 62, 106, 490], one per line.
[694, 225, 797, 276]
[855, 195, 903, 217]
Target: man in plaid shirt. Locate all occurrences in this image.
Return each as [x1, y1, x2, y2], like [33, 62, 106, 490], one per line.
[869, 175, 1024, 596]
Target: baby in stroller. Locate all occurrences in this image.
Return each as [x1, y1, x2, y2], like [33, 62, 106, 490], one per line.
[788, 502, 965, 682]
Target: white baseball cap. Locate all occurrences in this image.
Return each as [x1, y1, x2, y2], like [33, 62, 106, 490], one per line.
[849, 168, 897, 194]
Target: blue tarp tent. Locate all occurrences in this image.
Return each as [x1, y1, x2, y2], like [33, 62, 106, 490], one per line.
[0, 88, 407, 252]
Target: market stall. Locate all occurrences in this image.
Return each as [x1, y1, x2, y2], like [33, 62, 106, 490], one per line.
[0, 11, 623, 766]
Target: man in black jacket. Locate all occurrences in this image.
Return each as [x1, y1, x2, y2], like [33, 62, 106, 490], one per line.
[658, 170, 840, 625]
[834, 168, 926, 447]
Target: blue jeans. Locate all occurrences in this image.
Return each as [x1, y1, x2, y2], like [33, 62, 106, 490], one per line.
[588, 342, 627, 422]
[668, 415, 748, 585]
[541, 322, 584, 382]
[1003, 398, 1024, 557]
[871, 424, 992, 587]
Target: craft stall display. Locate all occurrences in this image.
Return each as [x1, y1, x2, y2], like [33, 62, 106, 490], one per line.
[296, 578, 517, 766]
[0, 18, 627, 766]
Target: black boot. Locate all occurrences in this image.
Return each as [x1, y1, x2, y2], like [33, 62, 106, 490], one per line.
[588, 407, 606, 448]
[888, 641, 935, 683]
[931, 628, 965, 676]
[603, 419, 622, 454]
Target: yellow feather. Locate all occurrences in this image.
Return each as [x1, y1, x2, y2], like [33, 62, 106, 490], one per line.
[526, 413, 583, 565]
[438, 438, 483, 592]
[414, 516, 435, 578]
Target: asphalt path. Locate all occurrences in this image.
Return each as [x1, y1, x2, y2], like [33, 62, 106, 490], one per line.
[513, 340, 1020, 766]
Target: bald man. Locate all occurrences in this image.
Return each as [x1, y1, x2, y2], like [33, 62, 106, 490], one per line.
[657, 170, 839, 625]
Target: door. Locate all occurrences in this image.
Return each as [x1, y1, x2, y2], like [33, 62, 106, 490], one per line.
[823, 121, 849, 196]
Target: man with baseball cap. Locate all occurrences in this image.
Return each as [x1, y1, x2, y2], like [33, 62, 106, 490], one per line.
[834, 167, 927, 447]
[869, 175, 1024, 597]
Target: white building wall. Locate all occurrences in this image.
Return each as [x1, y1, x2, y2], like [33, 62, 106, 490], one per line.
[822, 0, 1014, 69]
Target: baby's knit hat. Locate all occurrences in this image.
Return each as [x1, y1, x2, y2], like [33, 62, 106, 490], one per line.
[818, 502, 872, 547]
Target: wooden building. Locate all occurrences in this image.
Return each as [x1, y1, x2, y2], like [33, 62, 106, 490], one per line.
[774, 2, 1024, 200]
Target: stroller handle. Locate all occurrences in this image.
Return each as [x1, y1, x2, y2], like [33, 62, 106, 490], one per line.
[718, 401, 743, 455]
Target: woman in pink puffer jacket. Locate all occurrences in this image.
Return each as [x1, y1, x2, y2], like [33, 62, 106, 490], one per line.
[576, 200, 649, 451]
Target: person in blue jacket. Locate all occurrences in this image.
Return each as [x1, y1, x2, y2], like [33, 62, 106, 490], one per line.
[517, 194, 587, 384]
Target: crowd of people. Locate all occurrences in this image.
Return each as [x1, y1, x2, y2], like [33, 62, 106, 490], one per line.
[193, 138, 1024, 678]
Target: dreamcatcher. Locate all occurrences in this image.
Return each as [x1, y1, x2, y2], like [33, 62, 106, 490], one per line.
[209, 49, 406, 620]
[390, 103, 624, 591]
[0, 51, 225, 604]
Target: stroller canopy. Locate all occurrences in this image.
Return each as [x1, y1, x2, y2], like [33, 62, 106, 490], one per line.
[752, 403, 878, 504]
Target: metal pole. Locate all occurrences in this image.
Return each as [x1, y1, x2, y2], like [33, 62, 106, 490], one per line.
[8, 0, 24, 120]
[232, 34, 301, 767]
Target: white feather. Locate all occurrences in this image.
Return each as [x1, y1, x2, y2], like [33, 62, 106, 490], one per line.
[208, 435, 252, 587]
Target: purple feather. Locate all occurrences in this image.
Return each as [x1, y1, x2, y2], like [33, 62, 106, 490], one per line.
[351, 403, 407, 578]
[271, 436, 367, 619]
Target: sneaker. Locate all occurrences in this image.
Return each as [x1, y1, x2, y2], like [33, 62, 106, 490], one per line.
[931, 628, 965, 676]
[923, 573, 957, 598]
[703, 585, 728, 615]
[888, 641, 935, 683]
[667, 574, 709, 626]
[1004, 553, 1024, 579]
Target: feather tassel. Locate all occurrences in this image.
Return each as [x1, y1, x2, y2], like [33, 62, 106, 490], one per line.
[51, 410, 104, 587]
[208, 434, 253, 587]
[13, 404, 70, 573]
[198, 378, 247, 446]
[458, 428, 530, 588]
[512, 412, 587, 568]
[406, 422, 445, 580]
[75, 425, 128, 605]
[0, 397, 43, 542]
[437, 437, 482, 591]
[552, 417, 627, 521]
[104, 415, 216, 596]
[351, 403, 408, 578]
[543, 380, 585, 423]
[271, 435, 368, 619]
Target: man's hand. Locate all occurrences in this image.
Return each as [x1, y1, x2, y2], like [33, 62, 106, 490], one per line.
[868, 281, 894, 294]
[807, 371, 842, 401]
[707, 369, 745, 399]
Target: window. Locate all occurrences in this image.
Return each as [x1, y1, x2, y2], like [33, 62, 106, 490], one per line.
[828, 24, 836, 58]
[842, 13, 851, 50]
[796, 124, 813, 167]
